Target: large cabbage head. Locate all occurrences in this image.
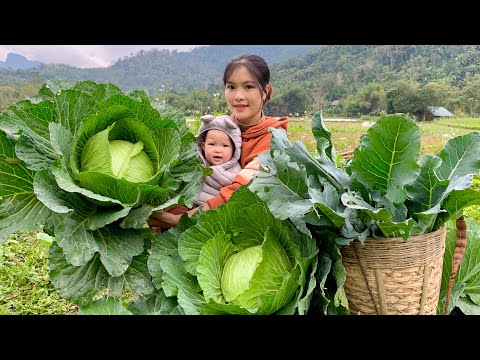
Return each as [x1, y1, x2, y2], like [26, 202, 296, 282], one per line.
[0, 80, 204, 309]
[80, 122, 155, 183]
[71, 110, 186, 206]
[220, 240, 294, 310]
[147, 186, 319, 315]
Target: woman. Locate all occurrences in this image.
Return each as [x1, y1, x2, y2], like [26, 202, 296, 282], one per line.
[148, 54, 288, 229]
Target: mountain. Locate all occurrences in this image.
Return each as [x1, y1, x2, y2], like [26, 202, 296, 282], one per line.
[0, 45, 320, 93]
[0, 52, 44, 69]
[2, 45, 480, 102]
[97, 45, 321, 93]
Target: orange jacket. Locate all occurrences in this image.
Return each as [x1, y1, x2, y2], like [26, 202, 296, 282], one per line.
[207, 114, 289, 209]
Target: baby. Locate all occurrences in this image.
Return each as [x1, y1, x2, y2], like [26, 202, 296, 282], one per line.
[194, 114, 242, 206]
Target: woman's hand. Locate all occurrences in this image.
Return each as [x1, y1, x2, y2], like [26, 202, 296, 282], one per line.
[237, 168, 260, 182]
[237, 156, 261, 182]
[147, 211, 181, 228]
[147, 204, 210, 229]
[244, 156, 261, 170]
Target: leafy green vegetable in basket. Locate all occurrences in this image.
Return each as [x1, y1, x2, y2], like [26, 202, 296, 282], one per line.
[248, 112, 480, 313]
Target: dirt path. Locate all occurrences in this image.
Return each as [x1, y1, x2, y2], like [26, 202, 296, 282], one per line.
[324, 118, 357, 122]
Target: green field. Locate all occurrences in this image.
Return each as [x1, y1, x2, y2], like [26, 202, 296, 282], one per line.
[285, 117, 479, 155]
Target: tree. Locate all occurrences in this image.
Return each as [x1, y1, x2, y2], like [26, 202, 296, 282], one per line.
[422, 79, 460, 112]
[385, 80, 421, 114]
[416, 86, 442, 120]
[462, 74, 480, 115]
[279, 86, 313, 116]
[0, 84, 38, 111]
[0, 86, 20, 111]
[344, 82, 386, 116]
[160, 93, 187, 113]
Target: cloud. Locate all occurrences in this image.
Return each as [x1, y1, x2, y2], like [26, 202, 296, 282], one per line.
[0, 45, 204, 68]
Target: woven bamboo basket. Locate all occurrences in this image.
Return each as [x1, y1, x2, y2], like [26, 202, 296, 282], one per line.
[341, 225, 447, 315]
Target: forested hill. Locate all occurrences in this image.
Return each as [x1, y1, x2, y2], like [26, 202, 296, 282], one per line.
[0, 45, 319, 93]
[270, 45, 480, 101]
[1, 45, 480, 100]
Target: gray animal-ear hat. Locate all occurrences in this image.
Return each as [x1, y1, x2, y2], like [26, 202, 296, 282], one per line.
[196, 114, 242, 167]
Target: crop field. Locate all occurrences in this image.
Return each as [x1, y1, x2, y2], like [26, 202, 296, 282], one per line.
[187, 117, 479, 156]
[286, 117, 477, 156]
[2, 116, 480, 315]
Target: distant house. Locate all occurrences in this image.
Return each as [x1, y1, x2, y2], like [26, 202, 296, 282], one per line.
[413, 106, 454, 121]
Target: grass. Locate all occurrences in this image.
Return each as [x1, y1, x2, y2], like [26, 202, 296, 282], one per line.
[3, 115, 480, 315]
[0, 232, 78, 315]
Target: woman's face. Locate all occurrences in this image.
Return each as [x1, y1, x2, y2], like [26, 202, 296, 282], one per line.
[224, 66, 266, 126]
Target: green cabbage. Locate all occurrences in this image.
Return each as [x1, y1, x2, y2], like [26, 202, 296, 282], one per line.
[80, 124, 155, 183]
[0, 80, 204, 308]
[145, 186, 320, 315]
[221, 245, 263, 303]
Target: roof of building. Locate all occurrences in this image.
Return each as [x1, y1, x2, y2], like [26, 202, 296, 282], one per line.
[428, 106, 454, 117]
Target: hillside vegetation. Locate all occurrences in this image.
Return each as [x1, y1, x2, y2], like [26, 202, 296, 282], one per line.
[0, 45, 319, 93]
[1, 45, 480, 117]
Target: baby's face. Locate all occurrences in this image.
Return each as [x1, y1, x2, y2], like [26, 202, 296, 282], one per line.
[202, 129, 235, 166]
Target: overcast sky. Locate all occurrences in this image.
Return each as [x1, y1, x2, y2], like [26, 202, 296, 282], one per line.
[0, 45, 206, 68]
